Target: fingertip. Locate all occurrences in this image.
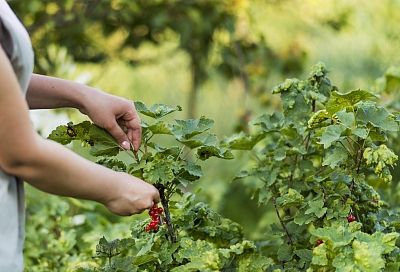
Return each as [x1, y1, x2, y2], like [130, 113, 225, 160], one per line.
[121, 141, 130, 149]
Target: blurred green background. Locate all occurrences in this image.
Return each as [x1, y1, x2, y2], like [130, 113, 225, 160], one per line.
[9, 0, 400, 270]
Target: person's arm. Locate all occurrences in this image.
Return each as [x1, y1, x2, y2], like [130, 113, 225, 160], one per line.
[26, 74, 141, 150]
[0, 46, 159, 215]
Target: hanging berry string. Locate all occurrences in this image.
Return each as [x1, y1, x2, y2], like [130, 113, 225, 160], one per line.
[145, 204, 164, 232]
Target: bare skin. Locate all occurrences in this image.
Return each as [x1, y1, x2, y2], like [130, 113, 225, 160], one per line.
[0, 45, 159, 216]
[27, 74, 142, 151]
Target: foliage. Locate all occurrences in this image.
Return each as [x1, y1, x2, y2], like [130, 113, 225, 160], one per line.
[77, 193, 272, 271]
[24, 185, 129, 272]
[233, 63, 400, 271]
[32, 63, 400, 271]
[47, 102, 270, 271]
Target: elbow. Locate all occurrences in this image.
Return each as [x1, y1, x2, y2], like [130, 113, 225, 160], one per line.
[0, 138, 43, 179]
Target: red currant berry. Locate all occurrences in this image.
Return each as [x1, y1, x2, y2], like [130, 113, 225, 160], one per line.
[347, 214, 356, 223]
[149, 221, 158, 227]
[145, 225, 151, 232]
[157, 207, 163, 214]
[315, 239, 323, 246]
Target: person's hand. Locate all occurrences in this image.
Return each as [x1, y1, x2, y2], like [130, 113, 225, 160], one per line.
[104, 172, 160, 216]
[80, 88, 142, 151]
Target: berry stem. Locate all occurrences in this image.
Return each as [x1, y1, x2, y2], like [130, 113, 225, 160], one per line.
[157, 184, 177, 243]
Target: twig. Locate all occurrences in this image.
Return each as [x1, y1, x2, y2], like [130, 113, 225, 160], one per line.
[157, 185, 177, 243]
[339, 141, 353, 156]
[273, 197, 294, 246]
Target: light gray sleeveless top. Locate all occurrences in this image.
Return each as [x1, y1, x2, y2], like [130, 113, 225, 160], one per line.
[0, 1, 34, 271]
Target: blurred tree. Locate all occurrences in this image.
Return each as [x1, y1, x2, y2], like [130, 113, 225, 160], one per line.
[12, 0, 237, 117]
[12, 0, 308, 118]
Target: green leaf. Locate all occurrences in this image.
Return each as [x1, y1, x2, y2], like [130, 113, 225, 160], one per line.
[311, 243, 328, 266]
[142, 120, 172, 135]
[326, 90, 377, 114]
[352, 240, 385, 271]
[48, 121, 121, 157]
[171, 117, 214, 140]
[96, 158, 126, 172]
[143, 158, 175, 184]
[277, 243, 293, 262]
[136, 235, 155, 256]
[132, 254, 157, 266]
[353, 127, 369, 139]
[273, 147, 286, 161]
[305, 196, 327, 218]
[356, 101, 399, 132]
[197, 145, 234, 161]
[272, 78, 300, 94]
[294, 249, 312, 266]
[336, 110, 355, 128]
[308, 109, 330, 129]
[48, 121, 91, 144]
[95, 236, 121, 258]
[173, 238, 222, 271]
[223, 132, 266, 150]
[134, 101, 181, 119]
[332, 247, 356, 271]
[322, 145, 349, 168]
[252, 112, 284, 132]
[310, 225, 354, 248]
[178, 133, 218, 148]
[178, 161, 203, 182]
[294, 210, 314, 225]
[183, 162, 203, 178]
[276, 189, 304, 209]
[88, 125, 121, 156]
[236, 253, 273, 272]
[381, 233, 399, 254]
[147, 143, 181, 157]
[48, 124, 73, 145]
[281, 91, 310, 132]
[319, 124, 345, 149]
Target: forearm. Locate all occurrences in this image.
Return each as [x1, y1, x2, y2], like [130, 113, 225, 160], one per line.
[9, 135, 119, 205]
[0, 45, 158, 215]
[26, 74, 98, 112]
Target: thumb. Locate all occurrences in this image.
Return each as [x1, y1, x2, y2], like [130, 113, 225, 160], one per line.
[106, 121, 130, 149]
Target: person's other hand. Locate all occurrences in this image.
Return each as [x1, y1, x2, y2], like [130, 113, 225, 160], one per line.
[104, 173, 160, 215]
[81, 89, 141, 151]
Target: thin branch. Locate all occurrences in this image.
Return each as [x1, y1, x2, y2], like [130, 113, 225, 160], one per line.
[347, 136, 361, 147]
[273, 197, 294, 246]
[345, 138, 356, 153]
[339, 141, 353, 156]
[157, 185, 177, 243]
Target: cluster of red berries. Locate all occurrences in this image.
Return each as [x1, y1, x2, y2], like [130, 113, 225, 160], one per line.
[145, 204, 164, 232]
[347, 213, 356, 223]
